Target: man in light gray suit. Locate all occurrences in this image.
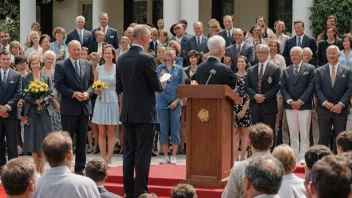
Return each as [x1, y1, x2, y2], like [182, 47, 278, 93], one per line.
[225, 28, 255, 72]
[315, 45, 352, 152]
[217, 15, 235, 48]
[185, 21, 209, 56]
[281, 46, 315, 163]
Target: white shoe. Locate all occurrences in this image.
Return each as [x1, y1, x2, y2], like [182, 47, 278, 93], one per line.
[159, 156, 169, 164]
[170, 156, 177, 165]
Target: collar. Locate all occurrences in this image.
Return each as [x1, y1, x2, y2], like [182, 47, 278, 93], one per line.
[70, 58, 80, 65]
[196, 35, 203, 39]
[283, 173, 298, 180]
[100, 26, 109, 31]
[259, 59, 269, 67]
[329, 63, 339, 69]
[297, 34, 305, 39]
[176, 36, 183, 40]
[131, 44, 144, 50]
[226, 28, 233, 33]
[236, 41, 244, 47]
[44, 165, 71, 175]
[1, 68, 9, 73]
[76, 28, 84, 33]
[294, 61, 303, 67]
[208, 56, 221, 62]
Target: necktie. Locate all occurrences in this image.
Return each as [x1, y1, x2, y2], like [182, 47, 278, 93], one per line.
[294, 65, 299, 75]
[197, 37, 201, 46]
[331, 66, 336, 87]
[2, 47, 5, 52]
[236, 44, 241, 57]
[79, 31, 83, 44]
[298, 37, 302, 46]
[2, 70, 7, 87]
[227, 31, 230, 39]
[74, 61, 80, 79]
[258, 64, 264, 93]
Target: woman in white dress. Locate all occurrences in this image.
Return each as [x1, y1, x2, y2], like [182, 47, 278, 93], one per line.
[24, 31, 42, 60]
[92, 46, 121, 167]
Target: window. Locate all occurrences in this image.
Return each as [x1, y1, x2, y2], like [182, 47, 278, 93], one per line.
[133, 0, 148, 24]
[212, 0, 235, 28]
[152, 0, 163, 27]
[269, 0, 292, 34]
[82, 3, 93, 30]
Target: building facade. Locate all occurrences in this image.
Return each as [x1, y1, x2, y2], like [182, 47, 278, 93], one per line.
[20, 0, 313, 44]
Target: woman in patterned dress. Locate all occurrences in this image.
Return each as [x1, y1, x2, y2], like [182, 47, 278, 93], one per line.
[233, 56, 251, 161]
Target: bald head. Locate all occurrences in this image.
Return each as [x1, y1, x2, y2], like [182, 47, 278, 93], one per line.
[68, 40, 81, 60]
[132, 25, 151, 50]
[75, 16, 85, 30]
[42, 131, 72, 167]
[326, 44, 340, 65]
[193, 21, 204, 36]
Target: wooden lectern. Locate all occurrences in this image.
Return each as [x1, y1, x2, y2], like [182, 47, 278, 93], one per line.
[177, 85, 242, 188]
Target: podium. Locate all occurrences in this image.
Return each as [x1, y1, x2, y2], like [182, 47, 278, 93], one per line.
[177, 85, 242, 188]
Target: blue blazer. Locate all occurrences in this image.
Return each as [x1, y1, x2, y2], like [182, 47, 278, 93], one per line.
[65, 29, 93, 48]
[0, 69, 22, 119]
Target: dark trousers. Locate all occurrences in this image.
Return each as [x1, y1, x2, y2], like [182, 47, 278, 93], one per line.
[123, 123, 155, 198]
[250, 105, 277, 149]
[61, 113, 89, 173]
[0, 118, 18, 165]
[318, 113, 347, 153]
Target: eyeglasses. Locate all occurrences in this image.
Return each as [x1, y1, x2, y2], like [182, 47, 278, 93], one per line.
[257, 51, 268, 54]
[209, 26, 217, 29]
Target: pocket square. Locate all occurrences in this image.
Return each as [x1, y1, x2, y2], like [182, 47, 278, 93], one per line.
[10, 80, 15, 83]
[110, 36, 114, 38]
[303, 71, 309, 75]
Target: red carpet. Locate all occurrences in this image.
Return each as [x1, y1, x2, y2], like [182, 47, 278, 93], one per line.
[104, 164, 306, 198]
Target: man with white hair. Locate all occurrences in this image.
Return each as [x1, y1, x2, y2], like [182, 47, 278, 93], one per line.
[315, 45, 352, 152]
[65, 16, 93, 48]
[245, 44, 281, 149]
[195, 35, 237, 88]
[281, 46, 315, 163]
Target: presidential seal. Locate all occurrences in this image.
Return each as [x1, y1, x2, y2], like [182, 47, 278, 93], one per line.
[197, 108, 210, 123]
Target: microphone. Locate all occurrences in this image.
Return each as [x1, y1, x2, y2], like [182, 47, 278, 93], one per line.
[205, 69, 216, 85]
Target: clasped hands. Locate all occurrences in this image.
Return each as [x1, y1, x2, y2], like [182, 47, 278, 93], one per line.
[0, 105, 9, 118]
[73, 92, 90, 102]
[289, 100, 304, 110]
[254, 94, 265, 103]
[323, 101, 343, 114]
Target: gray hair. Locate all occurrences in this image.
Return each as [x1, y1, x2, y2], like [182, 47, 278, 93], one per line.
[233, 28, 243, 35]
[256, 44, 270, 53]
[290, 46, 303, 55]
[327, 45, 340, 53]
[207, 35, 225, 54]
[132, 25, 150, 41]
[75, 15, 85, 22]
[302, 47, 313, 56]
[245, 155, 284, 194]
[68, 40, 81, 50]
[42, 50, 56, 62]
[193, 21, 203, 27]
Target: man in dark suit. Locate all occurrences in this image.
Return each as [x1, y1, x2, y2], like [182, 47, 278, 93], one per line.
[245, 44, 281, 148]
[196, 35, 237, 89]
[281, 46, 315, 162]
[91, 12, 119, 49]
[217, 15, 235, 48]
[282, 20, 317, 66]
[0, 51, 22, 166]
[169, 23, 190, 63]
[65, 16, 93, 49]
[185, 21, 209, 56]
[226, 28, 255, 71]
[54, 40, 94, 175]
[315, 45, 352, 152]
[116, 25, 163, 198]
[149, 28, 160, 54]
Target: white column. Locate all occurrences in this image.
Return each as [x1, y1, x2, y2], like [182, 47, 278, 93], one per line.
[92, 0, 109, 29]
[20, 0, 36, 45]
[180, 0, 199, 34]
[163, 0, 181, 34]
[292, 0, 313, 37]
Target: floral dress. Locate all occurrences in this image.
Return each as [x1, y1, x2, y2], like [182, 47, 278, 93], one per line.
[233, 74, 251, 127]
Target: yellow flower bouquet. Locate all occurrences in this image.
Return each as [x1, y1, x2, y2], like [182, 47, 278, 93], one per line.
[24, 80, 49, 114]
[92, 80, 108, 101]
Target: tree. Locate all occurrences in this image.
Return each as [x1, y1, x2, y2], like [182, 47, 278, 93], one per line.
[309, 0, 352, 38]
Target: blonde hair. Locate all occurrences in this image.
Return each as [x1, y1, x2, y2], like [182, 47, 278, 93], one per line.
[120, 36, 131, 45]
[272, 144, 296, 174]
[274, 20, 286, 30]
[28, 55, 43, 71]
[29, 31, 40, 48]
[207, 19, 222, 32]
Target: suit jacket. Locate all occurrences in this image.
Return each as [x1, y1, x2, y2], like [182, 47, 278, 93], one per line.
[0, 69, 22, 119]
[170, 35, 191, 59]
[98, 186, 121, 198]
[54, 59, 94, 116]
[195, 57, 237, 89]
[149, 40, 160, 54]
[226, 43, 255, 71]
[280, 63, 315, 110]
[245, 62, 281, 114]
[315, 63, 352, 115]
[282, 35, 317, 66]
[185, 35, 209, 55]
[218, 29, 234, 48]
[116, 45, 163, 123]
[92, 26, 119, 49]
[65, 29, 93, 48]
[22, 73, 54, 116]
[88, 41, 100, 54]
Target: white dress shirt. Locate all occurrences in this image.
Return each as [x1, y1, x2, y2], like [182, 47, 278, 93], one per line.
[226, 28, 233, 38]
[176, 36, 183, 43]
[0, 44, 9, 53]
[236, 41, 244, 52]
[278, 173, 306, 198]
[296, 34, 304, 46]
[100, 26, 109, 35]
[196, 35, 203, 44]
[1, 68, 9, 82]
[97, 42, 103, 55]
[258, 59, 269, 75]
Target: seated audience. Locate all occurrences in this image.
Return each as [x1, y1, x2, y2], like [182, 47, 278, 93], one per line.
[308, 155, 351, 198]
[171, 184, 198, 198]
[243, 155, 284, 198]
[222, 123, 273, 198]
[272, 144, 306, 198]
[1, 158, 36, 198]
[336, 130, 352, 153]
[33, 131, 100, 198]
[85, 158, 121, 198]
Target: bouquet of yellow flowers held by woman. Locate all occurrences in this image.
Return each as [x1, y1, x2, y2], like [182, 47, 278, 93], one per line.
[92, 80, 108, 101]
[24, 80, 49, 114]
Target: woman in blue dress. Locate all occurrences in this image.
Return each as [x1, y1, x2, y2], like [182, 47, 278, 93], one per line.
[157, 47, 184, 165]
[91, 46, 121, 167]
[339, 34, 352, 69]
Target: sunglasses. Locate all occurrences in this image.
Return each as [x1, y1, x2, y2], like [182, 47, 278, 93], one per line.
[209, 26, 217, 28]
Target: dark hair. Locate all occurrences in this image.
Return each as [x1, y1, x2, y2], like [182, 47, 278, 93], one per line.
[14, 55, 27, 65]
[248, 123, 273, 150]
[42, 131, 72, 167]
[249, 25, 261, 35]
[186, 50, 199, 65]
[326, 15, 337, 27]
[304, 145, 332, 169]
[323, 26, 338, 40]
[311, 155, 352, 198]
[85, 158, 108, 182]
[245, 155, 284, 194]
[179, 19, 188, 26]
[170, 23, 177, 37]
[293, 20, 305, 28]
[336, 131, 352, 152]
[237, 55, 249, 71]
[0, 50, 10, 57]
[39, 34, 51, 46]
[102, 45, 117, 64]
[342, 34, 352, 49]
[1, 158, 36, 195]
[171, 184, 197, 198]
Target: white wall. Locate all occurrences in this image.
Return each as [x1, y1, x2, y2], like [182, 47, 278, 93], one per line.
[53, 0, 78, 32]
